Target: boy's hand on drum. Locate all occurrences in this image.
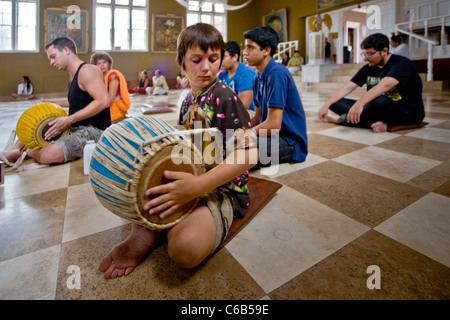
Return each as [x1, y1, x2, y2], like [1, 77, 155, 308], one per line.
[144, 170, 204, 219]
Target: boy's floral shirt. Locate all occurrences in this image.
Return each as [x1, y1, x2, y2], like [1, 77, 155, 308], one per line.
[179, 79, 257, 217]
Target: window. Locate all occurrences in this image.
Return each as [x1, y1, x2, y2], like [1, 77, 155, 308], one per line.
[186, 0, 227, 39]
[0, 0, 38, 51]
[94, 0, 147, 51]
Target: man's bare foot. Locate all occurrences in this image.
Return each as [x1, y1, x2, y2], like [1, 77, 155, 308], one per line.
[321, 113, 339, 124]
[99, 224, 161, 279]
[1, 149, 22, 165]
[371, 121, 388, 133]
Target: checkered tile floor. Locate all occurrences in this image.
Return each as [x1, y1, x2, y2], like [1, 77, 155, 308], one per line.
[0, 88, 449, 300]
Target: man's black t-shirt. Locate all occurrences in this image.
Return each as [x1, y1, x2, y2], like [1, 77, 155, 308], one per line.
[351, 54, 425, 120]
[68, 62, 111, 130]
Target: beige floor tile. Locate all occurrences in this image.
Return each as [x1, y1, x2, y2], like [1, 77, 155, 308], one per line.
[0, 245, 60, 300]
[332, 146, 442, 183]
[56, 224, 265, 300]
[307, 132, 366, 159]
[375, 136, 450, 161]
[62, 183, 129, 243]
[226, 185, 369, 293]
[2, 163, 70, 201]
[0, 188, 66, 262]
[269, 230, 450, 300]
[258, 153, 328, 178]
[275, 161, 428, 227]
[375, 192, 450, 267]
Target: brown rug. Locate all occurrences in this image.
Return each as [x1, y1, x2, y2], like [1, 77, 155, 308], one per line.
[214, 176, 282, 253]
[387, 121, 428, 132]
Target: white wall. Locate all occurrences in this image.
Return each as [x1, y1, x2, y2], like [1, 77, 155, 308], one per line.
[304, 0, 449, 62]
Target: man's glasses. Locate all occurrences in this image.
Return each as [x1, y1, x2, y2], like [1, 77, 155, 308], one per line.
[361, 51, 380, 58]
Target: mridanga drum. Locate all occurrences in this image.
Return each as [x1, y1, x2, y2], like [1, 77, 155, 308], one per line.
[89, 116, 205, 230]
[16, 102, 70, 151]
[1, 102, 70, 171]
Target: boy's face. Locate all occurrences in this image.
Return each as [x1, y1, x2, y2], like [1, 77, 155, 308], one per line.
[95, 59, 110, 74]
[243, 39, 266, 67]
[221, 51, 236, 71]
[183, 45, 221, 92]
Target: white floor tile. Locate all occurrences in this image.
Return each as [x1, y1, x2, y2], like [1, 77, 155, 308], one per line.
[375, 193, 450, 267]
[316, 126, 399, 145]
[226, 186, 369, 293]
[62, 183, 129, 243]
[406, 127, 450, 144]
[0, 245, 60, 300]
[332, 146, 441, 183]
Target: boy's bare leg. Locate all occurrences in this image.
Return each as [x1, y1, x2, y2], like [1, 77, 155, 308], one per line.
[167, 205, 216, 269]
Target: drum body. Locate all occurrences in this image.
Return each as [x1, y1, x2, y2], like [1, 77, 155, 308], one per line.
[16, 102, 69, 150]
[89, 116, 205, 230]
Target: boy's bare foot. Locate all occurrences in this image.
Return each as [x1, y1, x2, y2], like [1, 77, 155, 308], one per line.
[99, 224, 161, 279]
[371, 121, 388, 133]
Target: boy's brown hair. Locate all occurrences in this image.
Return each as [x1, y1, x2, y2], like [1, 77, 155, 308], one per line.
[176, 23, 225, 71]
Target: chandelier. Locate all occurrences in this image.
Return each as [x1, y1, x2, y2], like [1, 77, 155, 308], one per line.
[175, 0, 253, 11]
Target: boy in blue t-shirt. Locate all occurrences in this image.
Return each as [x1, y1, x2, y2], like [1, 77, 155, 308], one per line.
[243, 27, 308, 166]
[218, 40, 256, 111]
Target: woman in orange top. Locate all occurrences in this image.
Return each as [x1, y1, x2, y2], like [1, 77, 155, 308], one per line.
[90, 51, 130, 122]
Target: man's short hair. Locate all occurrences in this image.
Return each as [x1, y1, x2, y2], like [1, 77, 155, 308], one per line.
[46, 37, 77, 54]
[225, 41, 241, 60]
[391, 35, 402, 43]
[360, 33, 390, 51]
[244, 26, 278, 57]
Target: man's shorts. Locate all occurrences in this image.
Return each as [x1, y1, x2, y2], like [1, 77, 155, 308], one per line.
[54, 125, 104, 162]
[199, 187, 234, 252]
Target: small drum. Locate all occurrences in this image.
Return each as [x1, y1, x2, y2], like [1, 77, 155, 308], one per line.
[16, 102, 69, 151]
[89, 116, 205, 230]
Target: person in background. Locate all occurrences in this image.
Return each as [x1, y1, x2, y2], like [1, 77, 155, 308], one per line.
[319, 33, 423, 133]
[11, 75, 35, 100]
[244, 26, 308, 167]
[2, 37, 110, 166]
[390, 35, 410, 59]
[129, 70, 149, 94]
[218, 40, 256, 111]
[148, 69, 169, 95]
[90, 51, 130, 122]
[287, 50, 303, 75]
[175, 71, 191, 89]
[281, 51, 290, 66]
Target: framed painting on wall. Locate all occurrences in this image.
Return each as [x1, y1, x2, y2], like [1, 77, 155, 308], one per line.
[44, 7, 89, 54]
[151, 14, 184, 53]
[262, 8, 288, 43]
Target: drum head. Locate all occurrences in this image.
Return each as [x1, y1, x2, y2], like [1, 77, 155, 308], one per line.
[35, 116, 67, 146]
[137, 143, 204, 226]
[16, 102, 69, 149]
